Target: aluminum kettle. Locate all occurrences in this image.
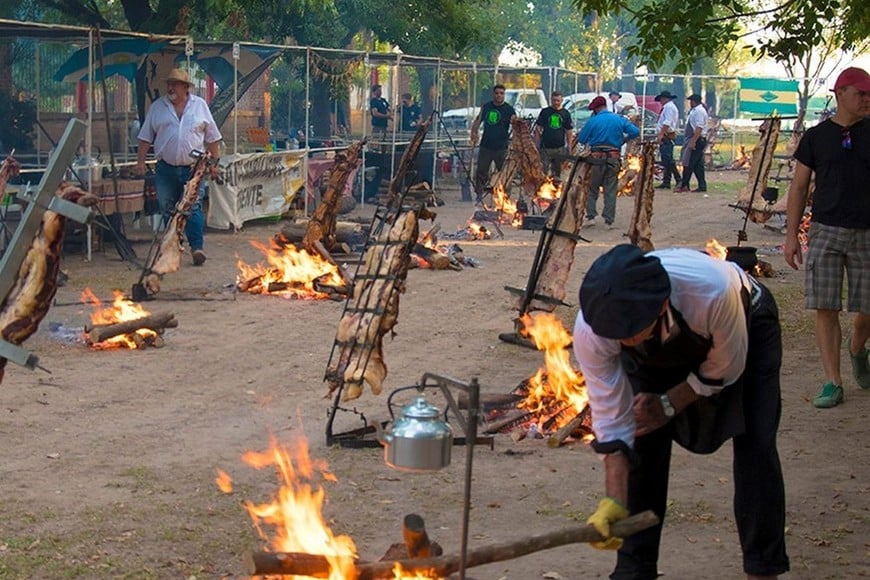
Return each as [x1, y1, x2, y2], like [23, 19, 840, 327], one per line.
[379, 397, 453, 472]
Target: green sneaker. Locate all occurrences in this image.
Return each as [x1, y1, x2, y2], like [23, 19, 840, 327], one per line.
[850, 348, 870, 389]
[813, 382, 844, 408]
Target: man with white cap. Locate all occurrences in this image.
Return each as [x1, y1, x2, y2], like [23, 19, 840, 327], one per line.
[784, 66, 870, 408]
[573, 244, 789, 579]
[136, 68, 222, 266]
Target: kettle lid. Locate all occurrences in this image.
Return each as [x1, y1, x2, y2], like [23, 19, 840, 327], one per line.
[401, 397, 441, 419]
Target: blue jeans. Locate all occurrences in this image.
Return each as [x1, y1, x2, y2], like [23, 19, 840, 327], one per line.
[154, 160, 205, 251]
[658, 138, 680, 186]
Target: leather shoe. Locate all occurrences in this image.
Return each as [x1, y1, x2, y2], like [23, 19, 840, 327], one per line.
[192, 249, 207, 266]
[674, 186, 690, 193]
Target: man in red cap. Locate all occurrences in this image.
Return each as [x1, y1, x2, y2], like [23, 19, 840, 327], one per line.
[573, 244, 789, 579]
[576, 96, 640, 229]
[784, 66, 870, 408]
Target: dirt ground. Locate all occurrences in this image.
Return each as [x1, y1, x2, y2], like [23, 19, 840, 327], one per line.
[1, 170, 868, 580]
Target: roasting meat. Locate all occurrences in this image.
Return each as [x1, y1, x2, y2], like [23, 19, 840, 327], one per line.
[143, 153, 212, 294]
[627, 142, 657, 252]
[303, 140, 365, 252]
[326, 210, 419, 400]
[735, 118, 781, 224]
[0, 185, 97, 382]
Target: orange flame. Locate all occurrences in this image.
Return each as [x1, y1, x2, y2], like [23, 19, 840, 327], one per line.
[220, 434, 442, 579]
[705, 238, 728, 260]
[536, 178, 561, 201]
[519, 313, 588, 424]
[81, 288, 157, 349]
[466, 222, 489, 240]
[237, 240, 345, 298]
[492, 185, 518, 215]
[617, 154, 642, 195]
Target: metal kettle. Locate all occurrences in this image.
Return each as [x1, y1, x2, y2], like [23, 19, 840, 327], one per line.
[379, 396, 453, 472]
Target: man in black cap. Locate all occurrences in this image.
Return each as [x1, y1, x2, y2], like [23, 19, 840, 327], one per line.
[573, 244, 789, 580]
[676, 94, 709, 192]
[654, 90, 681, 189]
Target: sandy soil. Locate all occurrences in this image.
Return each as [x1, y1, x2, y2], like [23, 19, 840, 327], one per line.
[1, 171, 868, 580]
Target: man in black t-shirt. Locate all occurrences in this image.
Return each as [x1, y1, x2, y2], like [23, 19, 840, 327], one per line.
[534, 91, 574, 178]
[370, 85, 392, 137]
[400, 93, 422, 132]
[784, 67, 870, 409]
[470, 84, 517, 199]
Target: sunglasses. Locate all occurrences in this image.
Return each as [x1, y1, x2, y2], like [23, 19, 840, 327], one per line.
[842, 127, 853, 151]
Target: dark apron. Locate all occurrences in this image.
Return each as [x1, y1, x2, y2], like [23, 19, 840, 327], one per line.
[620, 301, 748, 454]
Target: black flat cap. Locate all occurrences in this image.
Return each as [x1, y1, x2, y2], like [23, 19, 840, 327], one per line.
[580, 245, 671, 339]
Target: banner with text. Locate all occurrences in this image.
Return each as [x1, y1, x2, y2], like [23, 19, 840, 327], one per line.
[739, 78, 799, 115]
[208, 151, 305, 230]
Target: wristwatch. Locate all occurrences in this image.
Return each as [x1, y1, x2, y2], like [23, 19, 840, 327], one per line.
[659, 393, 676, 419]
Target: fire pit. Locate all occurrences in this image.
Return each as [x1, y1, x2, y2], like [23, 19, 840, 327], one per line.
[81, 289, 177, 349]
[236, 239, 349, 299]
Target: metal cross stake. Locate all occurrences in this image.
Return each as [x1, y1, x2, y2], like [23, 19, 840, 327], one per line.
[0, 118, 94, 373]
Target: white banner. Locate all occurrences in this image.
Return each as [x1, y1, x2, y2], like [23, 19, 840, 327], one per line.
[208, 150, 305, 230]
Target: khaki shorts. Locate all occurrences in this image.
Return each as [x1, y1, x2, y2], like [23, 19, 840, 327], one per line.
[805, 222, 870, 312]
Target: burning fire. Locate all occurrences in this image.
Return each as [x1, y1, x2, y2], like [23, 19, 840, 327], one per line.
[218, 434, 442, 579]
[491, 185, 518, 216]
[466, 222, 490, 240]
[81, 288, 157, 349]
[237, 240, 346, 299]
[518, 313, 588, 430]
[705, 238, 728, 261]
[617, 154, 643, 195]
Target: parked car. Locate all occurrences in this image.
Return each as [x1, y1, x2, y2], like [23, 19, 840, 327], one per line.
[566, 92, 658, 140]
[440, 88, 549, 130]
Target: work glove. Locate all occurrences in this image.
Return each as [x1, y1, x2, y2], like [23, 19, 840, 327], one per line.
[587, 497, 629, 550]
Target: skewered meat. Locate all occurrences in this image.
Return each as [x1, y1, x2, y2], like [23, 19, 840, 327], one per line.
[0, 185, 97, 382]
[384, 119, 430, 208]
[524, 162, 591, 313]
[735, 118, 781, 224]
[327, 210, 419, 400]
[303, 140, 365, 252]
[143, 153, 212, 294]
[627, 142, 657, 252]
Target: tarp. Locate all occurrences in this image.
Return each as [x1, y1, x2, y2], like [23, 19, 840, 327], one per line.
[739, 78, 798, 115]
[207, 150, 305, 230]
[53, 38, 166, 82]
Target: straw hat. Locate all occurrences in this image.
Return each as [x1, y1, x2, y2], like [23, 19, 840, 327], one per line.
[166, 68, 194, 86]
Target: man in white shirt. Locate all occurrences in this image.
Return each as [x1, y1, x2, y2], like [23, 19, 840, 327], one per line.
[675, 94, 708, 192]
[136, 68, 222, 266]
[608, 91, 624, 114]
[573, 245, 788, 580]
[654, 90, 681, 189]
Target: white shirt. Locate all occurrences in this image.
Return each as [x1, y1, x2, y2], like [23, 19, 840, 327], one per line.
[572, 248, 751, 448]
[686, 103, 709, 137]
[138, 94, 222, 166]
[609, 100, 623, 114]
[656, 100, 679, 133]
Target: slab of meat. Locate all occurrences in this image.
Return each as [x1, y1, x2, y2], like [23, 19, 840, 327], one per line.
[303, 140, 365, 253]
[0, 185, 97, 382]
[0, 155, 21, 195]
[143, 153, 212, 294]
[523, 161, 591, 313]
[735, 118, 781, 224]
[326, 209, 419, 401]
[627, 142, 658, 252]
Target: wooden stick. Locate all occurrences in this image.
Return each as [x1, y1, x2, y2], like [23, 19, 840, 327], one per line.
[246, 511, 659, 578]
[86, 312, 177, 344]
[313, 239, 354, 288]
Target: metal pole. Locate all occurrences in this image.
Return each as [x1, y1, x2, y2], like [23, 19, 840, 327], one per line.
[432, 60, 442, 195]
[305, 47, 311, 216]
[35, 40, 41, 165]
[458, 377, 480, 580]
[233, 41, 239, 154]
[732, 80, 739, 165]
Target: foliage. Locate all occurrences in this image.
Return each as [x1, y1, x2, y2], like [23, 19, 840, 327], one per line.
[570, 0, 870, 72]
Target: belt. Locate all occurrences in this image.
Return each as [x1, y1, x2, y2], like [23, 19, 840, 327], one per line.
[589, 150, 621, 159]
[158, 159, 193, 168]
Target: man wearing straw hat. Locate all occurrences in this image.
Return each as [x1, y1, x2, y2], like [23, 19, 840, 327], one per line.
[136, 67, 222, 266]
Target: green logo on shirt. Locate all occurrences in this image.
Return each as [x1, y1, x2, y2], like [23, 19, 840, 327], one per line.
[548, 113, 562, 129]
[486, 110, 501, 124]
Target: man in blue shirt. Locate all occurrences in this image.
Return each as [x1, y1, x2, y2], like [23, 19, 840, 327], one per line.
[577, 96, 640, 229]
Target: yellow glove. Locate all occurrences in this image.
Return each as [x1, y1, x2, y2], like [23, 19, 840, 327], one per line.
[587, 497, 629, 550]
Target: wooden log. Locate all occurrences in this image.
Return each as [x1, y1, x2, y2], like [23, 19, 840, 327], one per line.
[412, 243, 452, 270]
[278, 220, 364, 245]
[86, 312, 177, 344]
[246, 511, 659, 578]
[313, 239, 354, 288]
[547, 410, 587, 448]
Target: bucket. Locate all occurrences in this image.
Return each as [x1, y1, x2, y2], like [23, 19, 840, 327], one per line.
[726, 246, 758, 272]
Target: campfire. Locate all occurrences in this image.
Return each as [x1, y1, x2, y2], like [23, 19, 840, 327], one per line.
[410, 224, 479, 270]
[704, 238, 775, 278]
[236, 240, 349, 299]
[218, 433, 442, 579]
[485, 313, 592, 445]
[617, 153, 643, 195]
[81, 289, 177, 349]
